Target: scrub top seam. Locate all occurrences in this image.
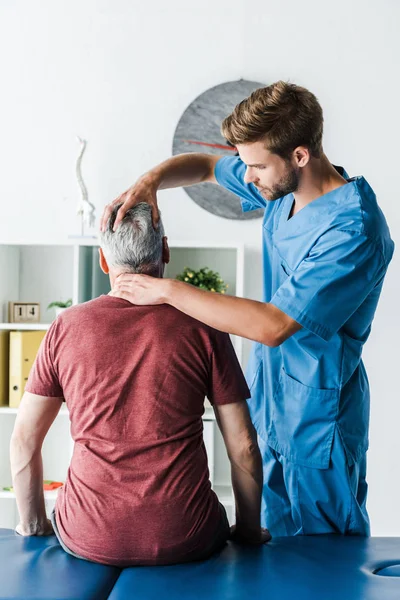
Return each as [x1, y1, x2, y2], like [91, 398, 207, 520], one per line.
[336, 426, 355, 532]
[248, 359, 263, 391]
[333, 228, 386, 256]
[270, 244, 289, 268]
[338, 331, 347, 391]
[262, 201, 282, 234]
[271, 229, 384, 276]
[269, 295, 332, 341]
[330, 231, 388, 273]
[353, 180, 366, 236]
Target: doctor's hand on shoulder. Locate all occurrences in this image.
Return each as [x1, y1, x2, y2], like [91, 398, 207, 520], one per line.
[100, 172, 160, 233]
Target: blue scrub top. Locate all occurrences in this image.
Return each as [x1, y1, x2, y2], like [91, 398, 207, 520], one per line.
[215, 156, 394, 469]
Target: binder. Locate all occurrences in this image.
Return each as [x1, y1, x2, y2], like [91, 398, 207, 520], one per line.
[9, 331, 46, 408]
[0, 331, 9, 406]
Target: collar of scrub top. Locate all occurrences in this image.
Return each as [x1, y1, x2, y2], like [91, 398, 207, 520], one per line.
[273, 167, 366, 244]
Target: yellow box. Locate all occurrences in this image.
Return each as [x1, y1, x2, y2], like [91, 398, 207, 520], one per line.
[9, 331, 46, 408]
[0, 331, 9, 406]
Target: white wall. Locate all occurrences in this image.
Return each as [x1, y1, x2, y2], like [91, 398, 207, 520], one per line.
[1, 0, 399, 535]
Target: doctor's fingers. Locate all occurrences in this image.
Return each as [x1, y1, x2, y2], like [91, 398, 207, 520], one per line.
[100, 185, 140, 232]
[100, 198, 124, 232]
[101, 185, 160, 232]
[116, 183, 160, 231]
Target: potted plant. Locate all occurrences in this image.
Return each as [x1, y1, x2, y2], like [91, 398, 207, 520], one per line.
[176, 267, 228, 293]
[47, 299, 73, 318]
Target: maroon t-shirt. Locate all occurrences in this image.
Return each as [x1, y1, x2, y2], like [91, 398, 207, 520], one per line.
[26, 295, 249, 566]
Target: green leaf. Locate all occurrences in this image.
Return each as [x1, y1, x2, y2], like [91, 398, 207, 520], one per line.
[175, 266, 227, 293]
[47, 299, 72, 309]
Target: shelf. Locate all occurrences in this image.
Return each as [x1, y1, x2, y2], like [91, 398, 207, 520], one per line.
[214, 485, 234, 506]
[203, 407, 216, 421]
[0, 407, 20, 415]
[0, 323, 52, 331]
[0, 489, 60, 500]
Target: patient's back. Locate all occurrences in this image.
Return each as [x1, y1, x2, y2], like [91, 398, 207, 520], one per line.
[27, 294, 249, 566]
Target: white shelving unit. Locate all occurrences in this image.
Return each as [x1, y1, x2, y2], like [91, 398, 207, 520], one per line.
[0, 489, 59, 500]
[0, 323, 52, 331]
[0, 241, 244, 528]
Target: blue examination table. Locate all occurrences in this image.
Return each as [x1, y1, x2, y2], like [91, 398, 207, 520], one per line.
[1, 528, 400, 599]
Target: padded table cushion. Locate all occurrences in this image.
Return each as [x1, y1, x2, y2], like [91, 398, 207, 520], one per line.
[108, 536, 400, 600]
[2, 528, 400, 599]
[0, 529, 120, 600]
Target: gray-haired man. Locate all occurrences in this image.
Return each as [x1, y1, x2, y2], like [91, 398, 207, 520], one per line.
[11, 203, 269, 567]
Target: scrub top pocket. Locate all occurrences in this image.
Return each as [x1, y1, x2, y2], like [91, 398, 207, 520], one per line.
[268, 368, 339, 469]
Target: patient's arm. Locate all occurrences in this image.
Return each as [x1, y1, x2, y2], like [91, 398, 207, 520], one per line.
[214, 401, 270, 544]
[10, 391, 63, 536]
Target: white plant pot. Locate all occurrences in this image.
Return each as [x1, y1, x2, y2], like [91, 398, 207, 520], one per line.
[55, 307, 67, 318]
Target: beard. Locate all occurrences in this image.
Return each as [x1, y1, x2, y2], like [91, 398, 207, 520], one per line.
[259, 164, 300, 201]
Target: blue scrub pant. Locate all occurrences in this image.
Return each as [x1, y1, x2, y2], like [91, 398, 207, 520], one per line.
[258, 428, 370, 537]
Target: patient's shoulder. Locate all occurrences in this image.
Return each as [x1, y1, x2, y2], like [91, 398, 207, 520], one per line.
[54, 297, 221, 344]
[162, 305, 225, 344]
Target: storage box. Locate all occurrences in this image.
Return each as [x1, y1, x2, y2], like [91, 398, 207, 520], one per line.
[9, 331, 46, 408]
[0, 331, 9, 406]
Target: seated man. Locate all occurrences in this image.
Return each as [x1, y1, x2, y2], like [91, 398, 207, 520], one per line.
[10, 203, 268, 567]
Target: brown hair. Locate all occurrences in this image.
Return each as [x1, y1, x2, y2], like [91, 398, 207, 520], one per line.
[221, 80, 324, 159]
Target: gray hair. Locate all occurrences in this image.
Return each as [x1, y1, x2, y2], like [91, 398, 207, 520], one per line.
[99, 202, 165, 274]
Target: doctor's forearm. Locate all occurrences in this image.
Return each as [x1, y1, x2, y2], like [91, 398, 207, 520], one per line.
[10, 439, 47, 532]
[144, 153, 216, 190]
[166, 280, 286, 346]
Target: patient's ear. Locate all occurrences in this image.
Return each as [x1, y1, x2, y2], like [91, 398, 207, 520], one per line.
[162, 237, 170, 265]
[98, 248, 110, 274]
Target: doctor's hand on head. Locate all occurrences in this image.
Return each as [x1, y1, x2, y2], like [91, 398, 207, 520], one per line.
[100, 174, 160, 233]
[110, 273, 169, 306]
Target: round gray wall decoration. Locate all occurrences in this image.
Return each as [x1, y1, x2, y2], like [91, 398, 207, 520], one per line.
[172, 80, 266, 220]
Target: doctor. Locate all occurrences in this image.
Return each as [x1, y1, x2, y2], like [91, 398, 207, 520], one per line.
[101, 80, 394, 537]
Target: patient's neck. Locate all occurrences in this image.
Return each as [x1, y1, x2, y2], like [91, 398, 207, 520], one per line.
[109, 265, 163, 289]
